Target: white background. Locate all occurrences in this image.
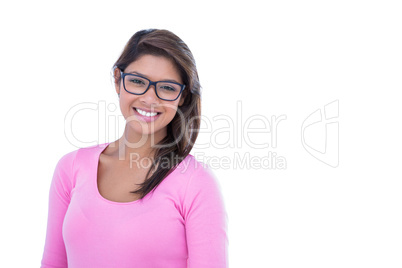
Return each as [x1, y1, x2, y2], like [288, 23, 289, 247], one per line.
[1, 0, 401, 267]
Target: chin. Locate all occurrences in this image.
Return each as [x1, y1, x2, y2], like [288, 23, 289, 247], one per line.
[127, 121, 166, 137]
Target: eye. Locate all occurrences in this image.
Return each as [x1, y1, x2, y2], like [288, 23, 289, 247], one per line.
[159, 84, 178, 92]
[129, 78, 146, 85]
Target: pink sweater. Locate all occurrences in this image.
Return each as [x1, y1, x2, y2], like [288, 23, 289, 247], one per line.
[41, 142, 228, 268]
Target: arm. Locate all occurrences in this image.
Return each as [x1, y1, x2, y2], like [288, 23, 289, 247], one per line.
[41, 150, 77, 268]
[183, 164, 229, 268]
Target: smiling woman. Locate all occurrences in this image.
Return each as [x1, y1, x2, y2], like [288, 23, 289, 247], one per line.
[40, 29, 228, 268]
[116, 54, 185, 138]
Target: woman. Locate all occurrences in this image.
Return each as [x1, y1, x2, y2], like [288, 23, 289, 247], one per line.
[41, 29, 228, 267]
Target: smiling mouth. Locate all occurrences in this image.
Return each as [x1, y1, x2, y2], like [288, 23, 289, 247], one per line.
[133, 107, 161, 122]
[135, 107, 160, 116]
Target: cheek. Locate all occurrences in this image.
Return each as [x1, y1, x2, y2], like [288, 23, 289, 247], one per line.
[156, 105, 180, 128]
[163, 107, 178, 122]
[165, 102, 180, 116]
[118, 96, 135, 119]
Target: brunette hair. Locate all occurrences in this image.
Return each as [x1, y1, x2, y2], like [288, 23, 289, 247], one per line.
[113, 29, 201, 200]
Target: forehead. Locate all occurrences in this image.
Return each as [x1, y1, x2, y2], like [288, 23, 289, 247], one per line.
[125, 54, 182, 83]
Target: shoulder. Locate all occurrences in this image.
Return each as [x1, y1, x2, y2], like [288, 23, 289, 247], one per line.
[51, 143, 108, 189]
[175, 154, 216, 181]
[162, 153, 220, 191]
[176, 154, 227, 221]
[75, 142, 109, 159]
[174, 153, 222, 196]
[54, 148, 79, 172]
[54, 142, 108, 173]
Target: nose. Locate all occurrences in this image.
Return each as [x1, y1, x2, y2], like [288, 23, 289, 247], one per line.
[140, 84, 160, 105]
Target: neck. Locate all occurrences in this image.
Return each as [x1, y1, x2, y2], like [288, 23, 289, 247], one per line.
[113, 125, 167, 162]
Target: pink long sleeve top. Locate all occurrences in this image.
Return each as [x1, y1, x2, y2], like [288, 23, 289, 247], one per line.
[41, 142, 228, 268]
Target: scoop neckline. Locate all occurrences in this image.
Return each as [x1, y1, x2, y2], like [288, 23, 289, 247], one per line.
[93, 142, 144, 205]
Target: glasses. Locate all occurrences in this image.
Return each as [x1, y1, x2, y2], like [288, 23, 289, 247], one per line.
[120, 71, 186, 101]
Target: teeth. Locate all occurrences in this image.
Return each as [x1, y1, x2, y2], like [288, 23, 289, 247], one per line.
[136, 108, 158, 117]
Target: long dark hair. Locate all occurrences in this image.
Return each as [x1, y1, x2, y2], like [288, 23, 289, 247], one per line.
[113, 29, 201, 200]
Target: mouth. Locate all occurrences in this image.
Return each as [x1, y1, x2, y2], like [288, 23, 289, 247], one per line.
[133, 107, 161, 122]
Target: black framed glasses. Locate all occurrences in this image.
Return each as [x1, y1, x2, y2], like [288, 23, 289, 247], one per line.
[120, 71, 186, 101]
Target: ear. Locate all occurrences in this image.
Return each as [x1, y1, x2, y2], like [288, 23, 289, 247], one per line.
[114, 68, 121, 95]
[178, 90, 187, 106]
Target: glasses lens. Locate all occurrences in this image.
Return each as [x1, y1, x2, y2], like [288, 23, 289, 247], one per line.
[123, 74, 182, 100]
[156, 82, 182, 100]
[124, 75, 149, 94]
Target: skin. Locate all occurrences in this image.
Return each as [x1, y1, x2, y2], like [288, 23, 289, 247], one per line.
[112, 54, 185, 161]
[96, 54, 186, 202]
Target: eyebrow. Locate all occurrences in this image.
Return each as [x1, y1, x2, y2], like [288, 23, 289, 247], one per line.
[126, 71, 182, 84]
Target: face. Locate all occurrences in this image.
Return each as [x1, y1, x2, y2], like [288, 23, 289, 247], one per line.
[115, 54, 185, 140]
